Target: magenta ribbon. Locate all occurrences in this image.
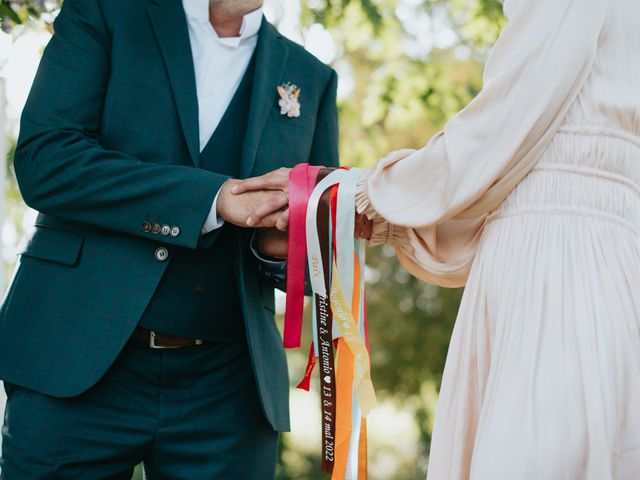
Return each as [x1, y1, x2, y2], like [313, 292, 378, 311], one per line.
[284, 164, 321, 348]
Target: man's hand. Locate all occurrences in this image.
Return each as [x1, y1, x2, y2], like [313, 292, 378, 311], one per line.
[255, 228, 288, 260]
[230, 168, 291, 229]
[217, 179, 288, 228]
[231, 167, 291, 195]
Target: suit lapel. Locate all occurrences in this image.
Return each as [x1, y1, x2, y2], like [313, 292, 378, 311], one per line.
[147, 0, 200, 166]
[240, 19, 289, 178]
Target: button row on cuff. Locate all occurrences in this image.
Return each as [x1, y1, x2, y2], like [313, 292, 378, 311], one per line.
[142, 221, 181, 238]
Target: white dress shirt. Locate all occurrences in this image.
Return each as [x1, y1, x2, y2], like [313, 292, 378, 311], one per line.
[181, 0, 263, 233]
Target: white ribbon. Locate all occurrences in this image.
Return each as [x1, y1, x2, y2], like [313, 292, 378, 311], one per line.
[306, 169, 348, 297]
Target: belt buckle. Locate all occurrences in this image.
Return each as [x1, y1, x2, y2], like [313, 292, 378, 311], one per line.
[149, 330, 180, 350]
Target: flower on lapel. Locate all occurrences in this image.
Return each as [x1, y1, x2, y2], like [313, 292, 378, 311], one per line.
[277, 83, 301, 118]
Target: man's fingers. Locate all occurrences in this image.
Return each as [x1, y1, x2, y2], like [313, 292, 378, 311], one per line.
[275, 209, 289, 232]
[231, 176, 275, 194]
[254, 211, 284, 229]
[246, 193, 288, 226]
[231, 168, 290, 195]
[253, 194, 288, 219]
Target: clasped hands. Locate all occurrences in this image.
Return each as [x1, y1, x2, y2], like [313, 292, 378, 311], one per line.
[216, 168, 372, 260]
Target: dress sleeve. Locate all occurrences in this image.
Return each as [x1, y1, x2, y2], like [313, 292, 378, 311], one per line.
[356, 0, 609, 287]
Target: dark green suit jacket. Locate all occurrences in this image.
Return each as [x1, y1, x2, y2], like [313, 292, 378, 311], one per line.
[0, 0, 339, 432]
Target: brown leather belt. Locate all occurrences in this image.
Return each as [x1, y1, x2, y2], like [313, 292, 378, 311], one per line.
[129, 327, 204, 349]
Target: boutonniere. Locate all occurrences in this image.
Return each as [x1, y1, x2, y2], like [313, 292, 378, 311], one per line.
[277, 83, 301, 118]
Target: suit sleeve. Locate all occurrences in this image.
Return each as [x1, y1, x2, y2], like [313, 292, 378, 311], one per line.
[254, 68, 340, 293]
[13, 0, 227, 250]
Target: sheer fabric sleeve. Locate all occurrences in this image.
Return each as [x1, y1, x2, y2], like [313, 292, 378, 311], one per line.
[356, 0, 610, 287]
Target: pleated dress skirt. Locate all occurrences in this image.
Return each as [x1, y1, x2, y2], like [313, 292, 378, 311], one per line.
[426, 126, 640, 479]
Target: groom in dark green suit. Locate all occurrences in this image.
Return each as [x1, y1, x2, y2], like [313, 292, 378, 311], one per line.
[0, 0, 338, 477]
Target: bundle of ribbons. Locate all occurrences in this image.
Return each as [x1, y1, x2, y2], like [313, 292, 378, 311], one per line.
[285, 164, 376, 479]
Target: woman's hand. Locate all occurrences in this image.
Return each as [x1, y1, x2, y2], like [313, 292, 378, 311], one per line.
[355, 212, 373, 240]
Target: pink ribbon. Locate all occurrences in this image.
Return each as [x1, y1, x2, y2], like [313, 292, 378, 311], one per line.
[284, 164, 321, 348]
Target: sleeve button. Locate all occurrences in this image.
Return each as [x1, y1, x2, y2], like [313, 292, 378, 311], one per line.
[170, 227, 181, 237]
[152, 224, 161, 235]
[155, 247, 169, 262]
[161, 225, 171, 236]
[142, 221, 152, 233]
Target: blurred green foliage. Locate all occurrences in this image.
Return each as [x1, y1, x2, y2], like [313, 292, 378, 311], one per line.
[0, 0, 60, 32]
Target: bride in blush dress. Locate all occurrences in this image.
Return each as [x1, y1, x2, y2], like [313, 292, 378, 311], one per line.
[352, 0, 640, 477]
[236, 0, 639, 477]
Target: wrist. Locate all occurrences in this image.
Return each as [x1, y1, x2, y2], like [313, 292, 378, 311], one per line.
[216, 178, 240, 222]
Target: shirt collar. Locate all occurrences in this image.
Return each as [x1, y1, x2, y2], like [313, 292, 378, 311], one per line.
[182, 0, 209, 22]
[183, 0, 263, 46]
[238, 7, 263, 39]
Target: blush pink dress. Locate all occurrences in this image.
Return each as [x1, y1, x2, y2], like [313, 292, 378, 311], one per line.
[355, 0, 640, 478]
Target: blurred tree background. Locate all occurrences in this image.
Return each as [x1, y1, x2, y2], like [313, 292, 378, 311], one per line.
[1, 0, 504, 478]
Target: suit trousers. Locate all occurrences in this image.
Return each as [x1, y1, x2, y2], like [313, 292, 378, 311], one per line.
[0, 339, 278, 479]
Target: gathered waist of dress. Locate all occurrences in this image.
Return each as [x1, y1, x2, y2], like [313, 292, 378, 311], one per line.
[488, 125, 640, 232]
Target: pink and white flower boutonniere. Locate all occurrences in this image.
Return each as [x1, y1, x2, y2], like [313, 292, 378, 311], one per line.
[277, 83, 301, 118]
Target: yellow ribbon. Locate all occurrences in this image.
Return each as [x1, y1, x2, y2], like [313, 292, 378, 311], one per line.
[330, 260, 377, 415]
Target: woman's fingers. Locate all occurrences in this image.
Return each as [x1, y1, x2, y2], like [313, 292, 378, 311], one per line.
[231, 167, 290, 195]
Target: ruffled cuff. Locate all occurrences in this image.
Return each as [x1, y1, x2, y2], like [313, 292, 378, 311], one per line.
[356, 168, 395, 246]
[355, 168, 378, 219]
[367, 219, 392, 246]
